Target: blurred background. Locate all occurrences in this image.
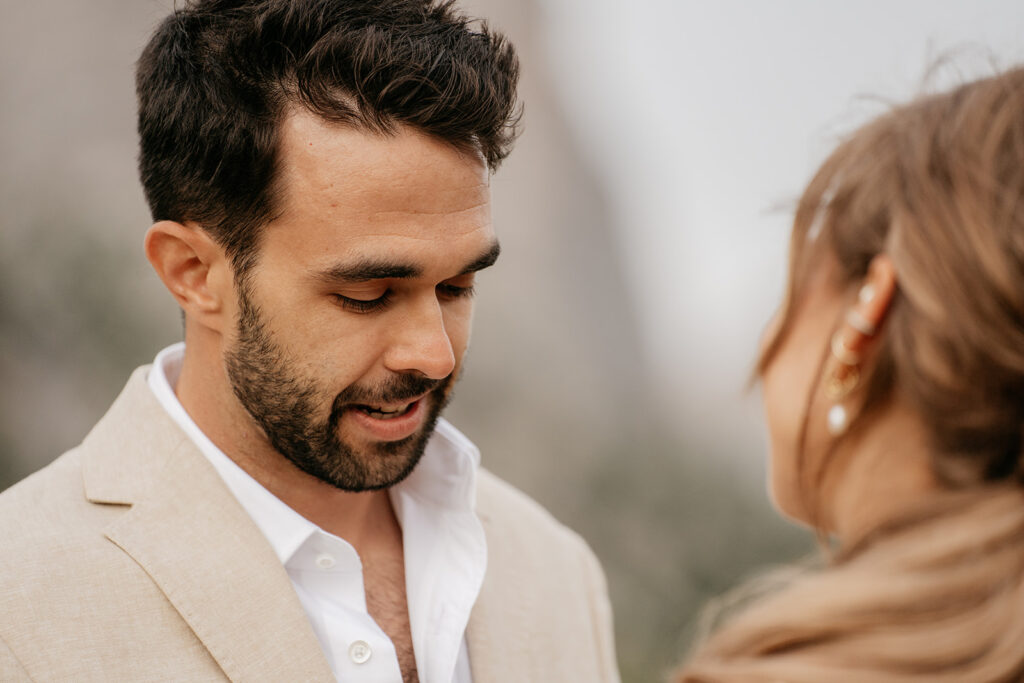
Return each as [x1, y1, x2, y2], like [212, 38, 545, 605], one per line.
[3, 1, 1024, 680]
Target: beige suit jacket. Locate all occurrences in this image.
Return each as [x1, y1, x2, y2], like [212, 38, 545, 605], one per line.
[0, 367, 619, 682]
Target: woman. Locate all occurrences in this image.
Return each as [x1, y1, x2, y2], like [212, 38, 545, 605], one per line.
[677, 68, 1024, 682]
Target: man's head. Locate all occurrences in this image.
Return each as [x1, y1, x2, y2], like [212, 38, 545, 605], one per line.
[138, 1, 518, 491]
[137, 0, 519, 278]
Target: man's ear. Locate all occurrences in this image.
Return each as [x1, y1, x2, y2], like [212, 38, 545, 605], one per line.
[144, 221, 233, 333]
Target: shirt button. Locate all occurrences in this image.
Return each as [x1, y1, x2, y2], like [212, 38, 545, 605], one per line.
[349, 640, 372, 664]
[315, 553, 335, 569]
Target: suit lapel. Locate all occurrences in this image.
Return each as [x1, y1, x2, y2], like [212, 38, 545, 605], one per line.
[83, 367, 335, 682]
[465, 503, 536, 683]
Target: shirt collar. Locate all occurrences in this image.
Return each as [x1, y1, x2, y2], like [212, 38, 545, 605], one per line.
[146, 342, 482, 564]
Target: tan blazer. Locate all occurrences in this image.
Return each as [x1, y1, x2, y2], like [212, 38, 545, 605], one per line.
[0, 367, 620, 682]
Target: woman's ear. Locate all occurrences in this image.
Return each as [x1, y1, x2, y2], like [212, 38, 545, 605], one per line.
[834, 254, 898, 355]
[144, 221, 233, 333]
[856, 254, 898, 330]
[820, 254, 899, 437]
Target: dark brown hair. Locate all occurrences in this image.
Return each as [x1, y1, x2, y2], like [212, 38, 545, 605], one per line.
[136, 0, 520, 275]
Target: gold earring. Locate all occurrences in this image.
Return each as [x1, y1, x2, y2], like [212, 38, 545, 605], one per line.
[825, 364, 860, 401]
[830, 330, 861, 366]
[825, 368, 858, 436]
[824, 326, 862, 436]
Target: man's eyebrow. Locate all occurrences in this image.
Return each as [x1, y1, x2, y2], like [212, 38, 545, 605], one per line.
[313, 241, 500, 284]
[459, 241, 501, 275]
[314, 260, 422, 284]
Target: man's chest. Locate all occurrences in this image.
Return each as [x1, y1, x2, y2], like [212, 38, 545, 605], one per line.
[363, 553, 418, 683]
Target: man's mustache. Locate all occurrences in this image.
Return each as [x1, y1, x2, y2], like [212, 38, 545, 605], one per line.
[331, 373, 449, 411]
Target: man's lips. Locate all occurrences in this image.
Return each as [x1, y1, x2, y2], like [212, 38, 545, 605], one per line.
[350, 398, 418, 418]
[341, 392, 431, 441]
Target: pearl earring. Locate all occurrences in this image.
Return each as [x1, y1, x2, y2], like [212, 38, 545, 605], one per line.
[825, 280, 879, 436]
[845, 309, 877, 336]
[825, 364, 858, 436]
[823, 326, 861, 437]
[827, 404, 849, 435]
[858, 283, 876, 304]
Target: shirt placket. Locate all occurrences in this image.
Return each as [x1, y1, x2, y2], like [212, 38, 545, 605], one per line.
[288, 531, 404, 683]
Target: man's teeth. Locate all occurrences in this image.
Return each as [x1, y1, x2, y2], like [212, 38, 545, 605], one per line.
[357, 402, 413, 419]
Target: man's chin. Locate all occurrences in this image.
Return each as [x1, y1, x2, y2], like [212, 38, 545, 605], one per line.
[313, 437, 425, 492]
[309, 418, 431, 490]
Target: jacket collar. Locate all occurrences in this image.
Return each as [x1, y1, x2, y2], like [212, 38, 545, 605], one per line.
[81, 366, 335, 682]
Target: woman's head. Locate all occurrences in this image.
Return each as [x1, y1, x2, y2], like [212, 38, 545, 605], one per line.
[761, 67, 1024, 527]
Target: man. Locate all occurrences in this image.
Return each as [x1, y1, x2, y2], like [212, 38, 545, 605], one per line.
[0, 2, 619, 681]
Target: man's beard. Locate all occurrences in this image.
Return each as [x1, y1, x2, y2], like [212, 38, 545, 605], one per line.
[224, 287, 453, 492]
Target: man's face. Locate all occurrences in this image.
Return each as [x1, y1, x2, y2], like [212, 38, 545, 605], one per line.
[224, 111, 497, 491]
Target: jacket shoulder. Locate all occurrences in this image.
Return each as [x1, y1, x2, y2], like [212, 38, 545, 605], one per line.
[0, 446, 127, 576]
[476, 467, 586, 548]
[471, 468, 621, 682]
[0, 447, 101, 534]
[475, 467, 607, 586]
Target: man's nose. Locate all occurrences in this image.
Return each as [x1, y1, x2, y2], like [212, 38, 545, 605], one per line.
[382, 296, 457, 380]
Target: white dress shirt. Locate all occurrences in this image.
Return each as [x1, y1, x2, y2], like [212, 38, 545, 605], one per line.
[148, 343, 486, 683]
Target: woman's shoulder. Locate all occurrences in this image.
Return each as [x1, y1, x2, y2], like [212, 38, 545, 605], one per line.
[679, 485, 1024, 682]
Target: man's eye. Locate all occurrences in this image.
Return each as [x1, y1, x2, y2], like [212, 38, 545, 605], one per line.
[333, 291, 391, 313]
[437, 283, 476, 300]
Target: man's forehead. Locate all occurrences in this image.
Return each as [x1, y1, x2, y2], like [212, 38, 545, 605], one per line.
[277, 109, 491, 214]
[256, 109, 496, 276]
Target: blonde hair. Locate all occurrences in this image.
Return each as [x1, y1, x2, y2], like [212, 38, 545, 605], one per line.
[678, 68, 1024, 681]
